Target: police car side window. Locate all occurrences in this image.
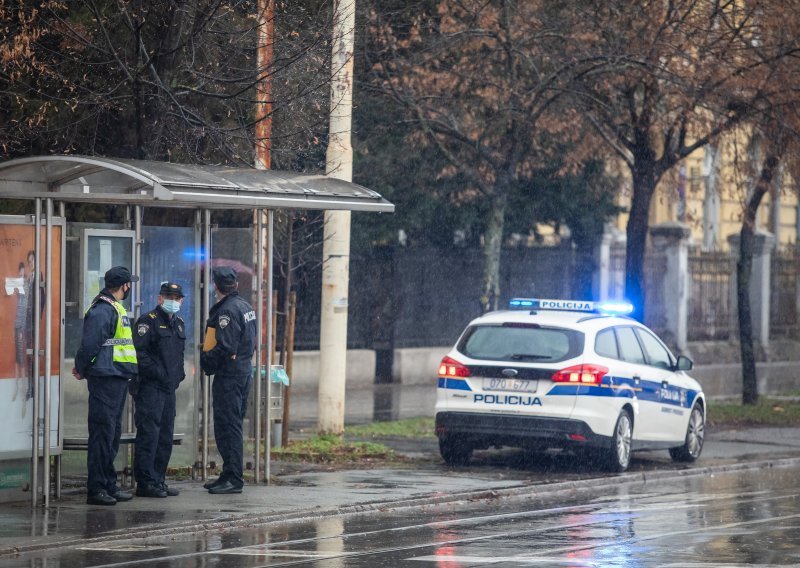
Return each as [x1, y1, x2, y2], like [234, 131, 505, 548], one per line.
[594, 329, 618, 359]
[615, 326, 646, 365]
[634, 328, 673, 370]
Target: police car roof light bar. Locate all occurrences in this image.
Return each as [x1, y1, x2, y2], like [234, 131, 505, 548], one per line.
[508, 298, 634, 316]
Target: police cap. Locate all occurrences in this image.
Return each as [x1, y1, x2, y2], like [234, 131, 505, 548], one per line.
[159, 282, 185, 297]
[212, 266, 237, 287]
[104, 266, 139, 288]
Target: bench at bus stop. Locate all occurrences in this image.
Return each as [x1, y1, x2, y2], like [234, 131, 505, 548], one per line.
[62, 433, 184, 487]
[63, 432, 184, 451]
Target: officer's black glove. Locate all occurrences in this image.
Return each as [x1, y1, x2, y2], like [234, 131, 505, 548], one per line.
[128, 375, 142, 396]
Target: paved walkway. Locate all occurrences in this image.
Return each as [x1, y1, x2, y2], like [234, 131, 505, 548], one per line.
[2, 385, 800, 557]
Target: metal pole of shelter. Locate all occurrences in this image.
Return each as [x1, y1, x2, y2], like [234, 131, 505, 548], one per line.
[264, 209, 273, 482]
[193, 210, 202, 476]
[134, 206, 142, 318]
[56, 201, 65, 500]
[254, 211, 263, 483]
[55, 201, 64, 500]
[202, 209, 211, 478]
[31, 198, 41, 507]
[129, 206, 142, 484]
[43, 198, 53, 507]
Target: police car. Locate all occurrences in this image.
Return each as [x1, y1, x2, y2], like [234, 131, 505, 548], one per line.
[435, 298, 706, 472]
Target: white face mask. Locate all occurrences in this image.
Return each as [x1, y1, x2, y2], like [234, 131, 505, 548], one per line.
[162, 299, 181, 314]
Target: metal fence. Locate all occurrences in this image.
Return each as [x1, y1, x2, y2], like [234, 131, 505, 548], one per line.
[770, 245, 799, 338]
[292, 244, 579, 351]
[288, 240, 799, 352]
[687, 250, 736, 341]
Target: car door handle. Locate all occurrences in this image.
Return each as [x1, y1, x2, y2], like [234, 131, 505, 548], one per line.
[661, 380, 669, 388]
[633, 375, 641, 385]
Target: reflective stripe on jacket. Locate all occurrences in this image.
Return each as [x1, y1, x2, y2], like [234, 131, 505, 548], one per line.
[75, 292, 138, 379]
[104, 297, 137, 371]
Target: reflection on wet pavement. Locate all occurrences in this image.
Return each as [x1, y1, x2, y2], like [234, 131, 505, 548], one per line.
[9, 463, 800, 566]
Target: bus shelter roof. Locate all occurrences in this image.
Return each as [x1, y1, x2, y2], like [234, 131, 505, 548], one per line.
[0, 155, 394, 213]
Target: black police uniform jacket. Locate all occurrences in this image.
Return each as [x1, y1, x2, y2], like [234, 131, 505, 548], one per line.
[75, 289, 137, 380]
[132, 306, 187, 392]
[201, 291, 257, 376]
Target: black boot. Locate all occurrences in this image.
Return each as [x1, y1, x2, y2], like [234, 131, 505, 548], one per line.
[135, 484, 167, 498]
[87, 490, 116, 506]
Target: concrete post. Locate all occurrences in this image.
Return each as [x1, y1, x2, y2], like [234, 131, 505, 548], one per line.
[649, 222, 691, 352]
[593, 224, 625, 301]
[702, 144, 721, 250]
[728, 230, 776, 346]
[593, 227, 613, 301]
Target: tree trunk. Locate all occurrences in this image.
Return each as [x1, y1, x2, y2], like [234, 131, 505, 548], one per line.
[737, 224, 757, 405]
[738, 154, 780, 405]
[480, 190, 508, 313]
[625, 164, 658, 322]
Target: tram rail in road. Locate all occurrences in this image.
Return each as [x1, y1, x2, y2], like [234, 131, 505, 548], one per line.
[7, 457, 800, 566]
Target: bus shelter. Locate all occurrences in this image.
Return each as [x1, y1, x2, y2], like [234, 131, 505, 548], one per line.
[0, 155, 393, 507]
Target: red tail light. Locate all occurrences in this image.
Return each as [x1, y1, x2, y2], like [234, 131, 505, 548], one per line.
[439, 356, 471, 378]
[551, 364, 608, 385]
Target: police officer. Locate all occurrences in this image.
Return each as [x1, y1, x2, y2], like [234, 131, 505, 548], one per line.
[131, 282, 187, 498]
[73, 266, 138, 506]
[201, 267, 257, 494]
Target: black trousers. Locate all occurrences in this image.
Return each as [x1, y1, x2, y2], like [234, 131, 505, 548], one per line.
[133, 381, 176, 487]
[211, 371, 252, 487]
[86, 376, 129, 495]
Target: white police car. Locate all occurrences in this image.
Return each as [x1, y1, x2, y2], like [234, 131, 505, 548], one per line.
[435, 298, 706, 472]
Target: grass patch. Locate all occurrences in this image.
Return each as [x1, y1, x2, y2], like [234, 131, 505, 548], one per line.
[271, 434, 400, 464]
[709, 398, 800, 427]
[345, 417, 435, 439]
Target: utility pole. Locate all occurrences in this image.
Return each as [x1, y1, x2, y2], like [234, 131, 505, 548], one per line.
[255, 0, 274, 482]
[255, 0, 273, 171]
[318, 0, 355, 434]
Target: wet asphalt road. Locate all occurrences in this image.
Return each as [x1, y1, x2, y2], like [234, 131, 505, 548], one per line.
[8, 462, 800, 567]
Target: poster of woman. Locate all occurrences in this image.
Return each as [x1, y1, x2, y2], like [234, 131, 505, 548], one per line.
[0, 223, 62, 454]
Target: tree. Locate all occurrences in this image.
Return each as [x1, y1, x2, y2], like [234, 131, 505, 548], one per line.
[728, 3, 800, 404]
[512, 158, 623, 299]
[735, 132, 782, 405]
[365, 0, 606, 311]
[571, 0, 797, 321]
[0, 1, 334, 165]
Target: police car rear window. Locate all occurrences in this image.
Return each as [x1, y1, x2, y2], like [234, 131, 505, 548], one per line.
[457, 324, 583, 363]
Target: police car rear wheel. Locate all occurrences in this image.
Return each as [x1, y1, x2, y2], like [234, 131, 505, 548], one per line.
[669, 403, 705, 462]
[603, 410, 632, 472]
[439, 437, 472, 466]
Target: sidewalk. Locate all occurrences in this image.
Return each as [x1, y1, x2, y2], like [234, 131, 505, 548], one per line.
[3, 387, 800, 556]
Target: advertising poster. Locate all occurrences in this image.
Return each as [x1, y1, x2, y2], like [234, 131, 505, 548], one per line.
[0, 222, 62, 455]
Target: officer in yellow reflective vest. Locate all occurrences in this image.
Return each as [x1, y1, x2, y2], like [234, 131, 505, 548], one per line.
[73, 266, 139, 506]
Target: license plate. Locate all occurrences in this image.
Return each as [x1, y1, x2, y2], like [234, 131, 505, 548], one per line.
[482, 377, 537, 393]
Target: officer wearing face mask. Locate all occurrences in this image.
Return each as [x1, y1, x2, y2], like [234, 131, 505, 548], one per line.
[131, 282, 187, 498]
[73, 266, 138, 506]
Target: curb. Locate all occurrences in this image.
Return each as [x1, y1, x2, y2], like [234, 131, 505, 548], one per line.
[4, 456, 800, 557]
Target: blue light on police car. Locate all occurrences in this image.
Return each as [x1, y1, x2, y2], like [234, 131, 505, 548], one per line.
[508, 297, 635, 315]
[597, 301, 634, 315]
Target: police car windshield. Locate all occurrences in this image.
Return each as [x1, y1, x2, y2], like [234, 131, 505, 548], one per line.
[458, 324, 583, 363]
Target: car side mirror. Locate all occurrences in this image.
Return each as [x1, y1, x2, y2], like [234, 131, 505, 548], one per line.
[675, 355, 693, 371]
